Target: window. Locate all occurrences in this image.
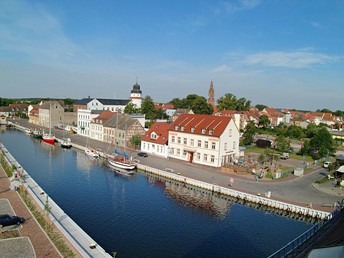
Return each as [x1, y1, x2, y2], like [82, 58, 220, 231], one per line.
[196, 153, 200, 160]
[224, 143, 228, 151]
[198, 140, 201, 147]
[205, 141, 208, 148]
[172, 136, 175, 143]
[178, 137, 181, 144]
[229, 129, 232, 137]
[190, 139, 194, 146]
[181, 126, 185, 131]
[202, 128, 206, 134]
[233, 141, 236, 149]
[177, 149, 180, 155]
[170, 148, 174, 155]
[203, 154, 208, 162]
[175, 125, 179, 130]
[209, 129, 214, 135]
[191, 127, 195, 133]
[183, 138, 187, 145]
[211, 155, 215, 163]
[212, 142, 216, 150]
[183, 150, 187, 157]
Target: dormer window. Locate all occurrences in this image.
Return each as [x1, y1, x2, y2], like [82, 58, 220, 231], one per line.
[181, 126, 185, 131]
[209, 129, 214, 135]
[202, 128, 206, 134]
[175, 125, 179, 130]
[191, 127, 195, 133]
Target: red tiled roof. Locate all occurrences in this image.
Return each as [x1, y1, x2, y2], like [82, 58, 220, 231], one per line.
[154, 103, 174, 110]
[141, 122, 171, 144]
[170, 114, 231, 137]
[93, 111, 116, 124]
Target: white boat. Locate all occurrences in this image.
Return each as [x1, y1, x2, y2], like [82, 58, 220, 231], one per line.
[60, 138, 72, 149]
[25, 128, 33, 134]
[85, 147, 100, 158]
[107, 156, 136, 170]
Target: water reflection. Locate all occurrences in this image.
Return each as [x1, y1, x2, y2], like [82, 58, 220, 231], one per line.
[75, 150, 99, 172]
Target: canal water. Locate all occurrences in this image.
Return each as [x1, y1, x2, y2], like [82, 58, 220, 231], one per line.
[0, 128, 312, 257]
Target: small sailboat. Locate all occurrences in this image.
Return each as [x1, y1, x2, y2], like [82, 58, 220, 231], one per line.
[107, 150, 136, 170]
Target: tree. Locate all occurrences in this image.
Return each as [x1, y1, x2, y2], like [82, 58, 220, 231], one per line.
[309, 128, 337, 160]
[258, 115, 270, 129]
[141, 96, 155, 120]
[242, 122, 256, 145]
[124, 102, 140, 114]
[275, 135, 289, 152]
[304, 123, 318, 138]
[286, 125, 304, 139]
[217, 93, 251, 111]
[169, 98, 183, 109]
[130, 134, 142, 149]
[191, 97, 213, 114]
[255, 104, 267, 111]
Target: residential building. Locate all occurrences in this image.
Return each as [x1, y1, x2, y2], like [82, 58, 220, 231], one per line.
[77, 109, 102, 137]
[90, 111, 116, 142]
[28, 105, 39, 125]
[141, 122, 171, 158]
[39, 101, 64, 128]
[103, 113, 145, 149]
[168, 114, 240, 168]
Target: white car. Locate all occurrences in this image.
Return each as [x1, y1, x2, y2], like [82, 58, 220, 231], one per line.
[323, 161, 331, 168]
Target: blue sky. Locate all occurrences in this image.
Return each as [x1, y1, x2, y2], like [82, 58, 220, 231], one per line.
[0, 0, 343, 111]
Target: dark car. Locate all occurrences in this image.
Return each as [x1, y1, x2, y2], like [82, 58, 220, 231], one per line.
[137, 152, 148, 157]
[0, 214, 25, 228]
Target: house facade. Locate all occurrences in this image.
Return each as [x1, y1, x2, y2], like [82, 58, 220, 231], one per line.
[168, 114, 240, 168]
[103, 113, 145, 149]
[87, 98, 129, 112]
[39, 101, 64, 129]
[90, 111, 116, 141]
[77, 109, 102, 137]
[141, 122, 171, 158]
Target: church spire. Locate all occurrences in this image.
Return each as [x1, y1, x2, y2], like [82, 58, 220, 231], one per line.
[208, 80, 215, 104]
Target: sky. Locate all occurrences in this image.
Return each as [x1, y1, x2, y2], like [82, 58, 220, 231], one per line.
[0, 0, 343, 111]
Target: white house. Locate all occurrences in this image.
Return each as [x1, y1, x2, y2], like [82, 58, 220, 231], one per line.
[168, 114, 240, 168]
[141, 122, 171, 158]
[87, 98, 130, 112]
[89, 111, 116, 142]
[77, 109, 103, 137]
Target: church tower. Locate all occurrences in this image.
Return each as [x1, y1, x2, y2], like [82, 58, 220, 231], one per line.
[208, 80, 215, 104]
[129, 81, 143, 108]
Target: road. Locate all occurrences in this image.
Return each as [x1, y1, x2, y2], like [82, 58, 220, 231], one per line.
[10, 118, 343, 210]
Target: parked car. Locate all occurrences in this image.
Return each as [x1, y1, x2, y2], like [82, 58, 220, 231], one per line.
[323, 161, 331, 168]
[280, 153, 290, 160]
[137, 152, 148, 157]
[0, 214, 25, 228]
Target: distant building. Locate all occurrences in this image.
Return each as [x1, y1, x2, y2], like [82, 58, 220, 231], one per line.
[90, 111, 116, 141]
[207, 80, 218, 113]
[87, 98, 129, 112]
[129, 82, 143, 108]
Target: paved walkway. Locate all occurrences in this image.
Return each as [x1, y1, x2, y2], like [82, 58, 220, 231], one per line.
[0, 166, 62, 258]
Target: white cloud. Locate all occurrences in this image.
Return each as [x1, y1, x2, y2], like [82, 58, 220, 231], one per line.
[211, 65, 232, 73]
[244, 50, 342, 68]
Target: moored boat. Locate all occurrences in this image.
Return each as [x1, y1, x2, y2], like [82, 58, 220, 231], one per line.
[42, 133, 55, 144]
[32, 129, 43, 139]
[60, 138, 72, 149]
[85, 147, 100, 158]
[106, 151, 137, 170]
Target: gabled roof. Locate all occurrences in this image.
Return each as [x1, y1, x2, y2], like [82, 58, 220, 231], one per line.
[104, 113, 140, 130]
[141, 122, 171, 144]
[39, 101, 63, 109]
[170, 114, 231, 137]
[154, 103, 174, 110]
[92, 111, 116, 124]
[96, 98, 130, 106]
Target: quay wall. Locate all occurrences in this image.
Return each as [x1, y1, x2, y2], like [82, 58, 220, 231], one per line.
[0, 143, 111, 258]
[137, 164, 330, 220]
